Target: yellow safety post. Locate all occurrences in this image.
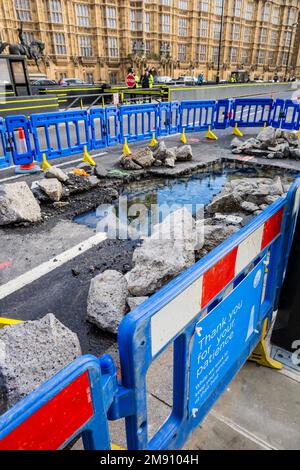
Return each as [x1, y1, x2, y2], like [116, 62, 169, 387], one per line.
[298, 128, 300, 139]
[80, 98, 83, 110]
[122, 138, 132, 155]
[149, 132, 158, 148]
[263, 122, 267, 129]
[205, 126, 218, 140]
[232, 123, 244, 137]
[248, 318, 283, 370]
[41, 153, 52, 172]
[83, 145, 96, 166]
[180, 128, 187, 144]
[0, 317, 22, 329]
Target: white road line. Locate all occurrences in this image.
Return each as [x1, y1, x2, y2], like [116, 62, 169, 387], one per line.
[0, 232, 107, 301]
[210, 410, 277, 450]
[0, 151, 108, 183]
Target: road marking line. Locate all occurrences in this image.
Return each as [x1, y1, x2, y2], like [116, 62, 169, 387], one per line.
[0, 152, 108, 183]
[210, 410, 277, 450]
[0, 232, 107, 301]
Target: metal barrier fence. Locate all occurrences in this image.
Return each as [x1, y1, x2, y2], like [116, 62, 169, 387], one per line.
[1, 98, 300, 169]
[1, 178, 300, 450]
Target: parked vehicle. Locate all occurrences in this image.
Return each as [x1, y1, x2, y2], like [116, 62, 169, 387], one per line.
[59, 78, 85, 86]
[154, 75, 174, 85]
[174, 76, 197, 86]
[31, 79, 57, 86]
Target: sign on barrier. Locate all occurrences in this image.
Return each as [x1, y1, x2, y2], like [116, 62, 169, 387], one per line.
[30, 110, 90, 161]
[0, 118, 11, 169]
[119, 103, 159, 143]
[271, 99, 286, 128]
[231, 98, 273, 128]
[180, 100, 216, 133]
[5, 115, 34, 166]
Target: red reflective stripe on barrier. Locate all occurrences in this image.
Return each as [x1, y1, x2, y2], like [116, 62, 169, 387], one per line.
[201, 247, 238, 308]
[261, 208, 283, 250]
[0, 371, 93, 450]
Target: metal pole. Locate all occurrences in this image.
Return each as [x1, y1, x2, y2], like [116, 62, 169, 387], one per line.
[216, 0, 225, 84]
[284, 22, 297, 82]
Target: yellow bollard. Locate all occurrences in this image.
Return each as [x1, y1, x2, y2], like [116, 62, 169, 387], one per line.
[149, 132, 158, 148]
[80, 98, 83, 110]
[180, 128, 187, 144]
[298, 128, 300, 139]
[248, 319, 283, 370]
[83, 145, 96, 166]
[0, 317, 22, 329]
[41, 153, 52, 172]
[122, 138, 132, 155]
[232, 123, 244, 137]
[205, 126, 218, 140]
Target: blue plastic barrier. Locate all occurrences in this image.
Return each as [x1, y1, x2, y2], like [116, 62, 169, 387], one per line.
[5, 115, 34, 166]
[105, 106, 119, 146]
[158, 101, 180, 136]
[180, 100, 216, 133]
[118, 181, 299, 449]
[279, 99, 300, 130]
[0, 355, 117, 450]
[214, 99, 232, 129]
[0, 119, 11, 169]
[230, 98, 273, 128]
[119, 103, 159, 143]
[89, 107, 107, 149]
[270, 99, 285, 128]
[0, 180, 300, 450]
[30, 110, 90, 161]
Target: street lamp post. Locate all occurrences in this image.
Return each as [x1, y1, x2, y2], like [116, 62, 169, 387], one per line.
[216, 0, 225, 84]
[284, 22, 297, 82]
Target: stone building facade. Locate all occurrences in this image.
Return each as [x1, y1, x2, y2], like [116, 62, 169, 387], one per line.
[0, 0, 299, 84]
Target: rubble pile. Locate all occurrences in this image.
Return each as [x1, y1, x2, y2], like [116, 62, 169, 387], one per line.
[119, 142, 193, 170]
[231, 127, 300, 160]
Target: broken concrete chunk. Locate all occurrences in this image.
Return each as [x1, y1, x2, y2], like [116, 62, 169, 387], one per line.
[120, 156, 143, 170]
[0, 313, 81, 412]
[38, 178, 63, 202]
[127, 297, 149, 311]
[207, 192, 242, 214]
[131, 148, 155, 168]
[87, 270, 129, 334]
[175, 145, 193, 161]
[0, 181, 41, 226]
[44, 166, 69, 183]
[241, 201, 260, 213]
[164, 157, 176, 168]
[230, 137, 243, 148]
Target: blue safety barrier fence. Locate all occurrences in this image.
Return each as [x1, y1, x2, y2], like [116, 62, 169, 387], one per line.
[119, 103, 159, 143]
[1, 98, 300, 169]
[180, 100, 216, 132]
[30, 110, 90, 161]
[0, 118, 11, 169]
[1, 178, 300, 450]
[5, 115, 34, 166]
[230, 98, 274, 128]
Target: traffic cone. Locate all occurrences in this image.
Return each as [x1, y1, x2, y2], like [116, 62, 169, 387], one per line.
[232, 123, 243, 137]
[122, 138, 132, 155]
[41, 153, 52, 172]
[205, 126, 218, 140]
[83, 145, 96, 166]
[180, 128, 187, 144]
[15, 127, 40, 174]
[149, 132, 158, 148]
